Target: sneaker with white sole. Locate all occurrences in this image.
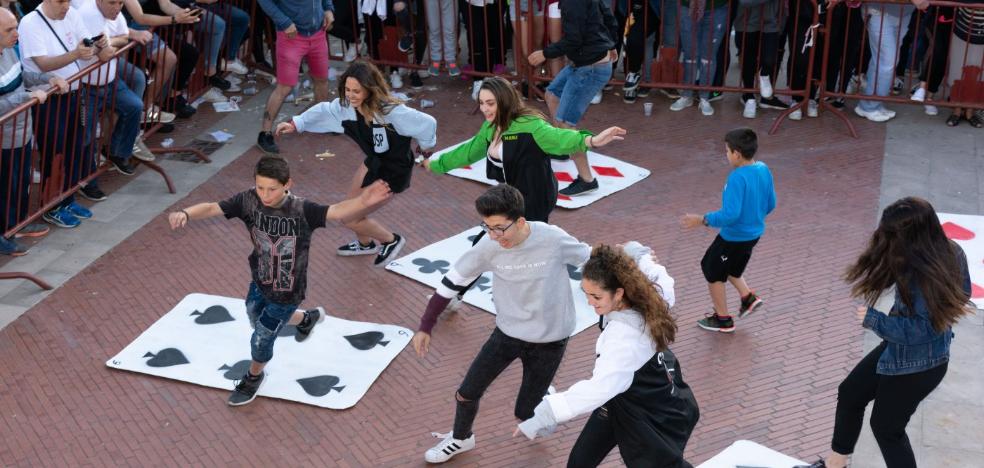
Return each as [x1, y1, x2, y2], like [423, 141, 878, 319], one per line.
[758, 75, 773, 98]
[390, 71, 403, 89]
[294, 307, 325, 342]
[424, 432, 476, 463]
[343, 44, 358, 62]
[337, 240, 378, 256]
[228, 371, 264, 406]
[911, 87, 927, 102]
[924, 105, 939, 116]
[742, 98, 757, 118]
[202, 87, 227, 103]
[471, 80, 482, 101]
[623, 72, 640, 104]
[590, 91, 602, 105]
[789, 108, 803, 120]
[699, 99, 714, 116]
[807, 99, 819, 118]
[374, 234, 406, 267]
[669, 96, 693, 111]
[854, 106, 894, 122]
[224, 58, 249, 75]
[132, 140, 155, 162]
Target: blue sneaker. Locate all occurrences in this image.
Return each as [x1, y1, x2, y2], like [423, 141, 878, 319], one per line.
[0, 236, 28, 257]
[65, 201, 92, 219]
[43, 207, 81, 228]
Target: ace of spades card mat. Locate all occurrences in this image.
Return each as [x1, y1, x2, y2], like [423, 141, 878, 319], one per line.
[432, 141, 650, 209]
[106, 294, 411, 409]
[385, 228, 599, 337]
[938, 212, 984, 310]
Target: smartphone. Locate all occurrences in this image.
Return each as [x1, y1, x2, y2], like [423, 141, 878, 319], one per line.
[190, 7, 204, 16]
[89, 33, 105, 43]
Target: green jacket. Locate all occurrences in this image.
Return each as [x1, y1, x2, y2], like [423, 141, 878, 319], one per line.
[430, 116, 592, 222]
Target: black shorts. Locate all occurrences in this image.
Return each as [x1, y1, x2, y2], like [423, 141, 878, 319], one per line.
[362, 155, 414, 194]
[700, 235, 759, 283]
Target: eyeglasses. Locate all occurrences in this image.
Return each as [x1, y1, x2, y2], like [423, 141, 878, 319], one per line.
[480, 220, 516, 236]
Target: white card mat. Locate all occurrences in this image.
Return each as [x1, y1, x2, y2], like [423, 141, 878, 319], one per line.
[106, 293, 411, 409]
[696, 440, 806, 468]
[432, 141, 651, 209]
[938, 213, 984, 309]
[385, 228, 599, 336]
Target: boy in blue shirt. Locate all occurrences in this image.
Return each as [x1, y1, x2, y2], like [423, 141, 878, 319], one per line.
[682, 128, 776, 332]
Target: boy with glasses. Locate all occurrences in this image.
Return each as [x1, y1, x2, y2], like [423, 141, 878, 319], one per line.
[410, 184, 591, 463]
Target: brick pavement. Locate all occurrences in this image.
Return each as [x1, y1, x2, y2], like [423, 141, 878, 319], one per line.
[0, 79, 888, 466]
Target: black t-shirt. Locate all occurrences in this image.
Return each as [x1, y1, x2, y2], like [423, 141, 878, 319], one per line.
[219, 190, 329, 305]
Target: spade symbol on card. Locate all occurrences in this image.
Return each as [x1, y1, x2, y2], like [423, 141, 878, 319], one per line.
[190, 305, 234, 324]
[344, 331, 390, 350]
[143, 348, 189, 367]
[278, 324, 298, 337]
[217, 360, 252, 380]
[412, 258, 450, 275]
[473, 275, 491, 292]
[567, 265, 583, 281]
[297, 375, 346, 397]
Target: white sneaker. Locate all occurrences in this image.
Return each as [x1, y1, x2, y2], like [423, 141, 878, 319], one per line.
[924, 105, 939, 116]
[471, 80, 482, 101]
[807, 99, 819, 118]
[202, 87, 227, 103]
[846, 74, 865, 94]
[699, 98, 713, 116]
[390, 71, 403, 89]
[142, 105, 176, 124]
[223, 58, 249, 75]
[789, 108, 803, 120]
[911, 87, 926, 102]
[425, 432, 476, 463]
[742, 98, 757, 118]
[343, 44, 358, 62]
[669, 96, 693, 111]
[132, 140, 155, 162]
[758, 75, 773, 98]
[590, 91, 602, 105]
[854, 106, 894, 122]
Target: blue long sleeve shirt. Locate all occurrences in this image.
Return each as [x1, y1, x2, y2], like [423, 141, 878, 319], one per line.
[257, 0, 335, 36]
[705, 161, 776, 242]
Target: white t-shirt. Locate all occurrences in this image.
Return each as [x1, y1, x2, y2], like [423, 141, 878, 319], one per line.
[76, 0, 129, 85]
[17, 6, 91, 89]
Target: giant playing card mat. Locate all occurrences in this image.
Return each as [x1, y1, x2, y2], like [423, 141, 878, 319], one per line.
[385, 228, 598, 336]
[433, 141, 650, 209]
[696, 440, 806, 468]
[938, 213, 984, 310]
[106, 294, 411, 409]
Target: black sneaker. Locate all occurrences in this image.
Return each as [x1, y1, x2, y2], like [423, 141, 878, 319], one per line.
[739, 291, 763, 318]
[295, 307, 325, 342]
[827, 97, 846, 109]
[398, 35, 414, 53]
[759, 96, 790, 110]
[659, 88, 681, 99]
[107, 156, 136, 176]
[374, 233, 406, 267]
[337, 240, 378, 256]
[79, 184, 108, 201]
[637, 86, 650, 98]
[559, 177, 599, 196]
[622, 72, 640, 104]
[697, 313, 735, 333]
[209, 74, 232, 91]
[228, 371, 264, 406]
[256, 131, 280, 154]
[410, 72, 423, 89]
[168, 95, 197, 119]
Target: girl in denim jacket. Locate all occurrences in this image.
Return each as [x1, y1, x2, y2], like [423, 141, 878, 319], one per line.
[801, 197, 972, 468]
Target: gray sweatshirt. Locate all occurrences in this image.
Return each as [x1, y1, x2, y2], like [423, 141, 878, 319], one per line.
[0, 47, 52, 149]
[436, 222, 591, 343]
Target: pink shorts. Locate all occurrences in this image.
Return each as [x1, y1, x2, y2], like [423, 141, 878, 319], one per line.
[275, 30, 330, 86]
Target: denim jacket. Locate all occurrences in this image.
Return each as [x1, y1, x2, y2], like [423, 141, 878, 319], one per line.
[862, 244, 971, 376]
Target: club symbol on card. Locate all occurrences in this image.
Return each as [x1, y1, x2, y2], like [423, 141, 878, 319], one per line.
[567, 264, 583, 281]
[190, 305, 234, 324]
[297, 375, 346, 397]
[217, 360, 252, 380]
[143, 348, 190, 367]
[473, 275, 491, 292]
[412, 258, 450, 275]
[344, 331, 390, 350]
[467, 230, 484, 244]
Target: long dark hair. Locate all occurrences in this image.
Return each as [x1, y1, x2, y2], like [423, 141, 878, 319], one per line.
[846, 197, 970, 332]
[337, 60, 403, 122]
[582, 245, 676, 350]
[478, 77, 547, 134]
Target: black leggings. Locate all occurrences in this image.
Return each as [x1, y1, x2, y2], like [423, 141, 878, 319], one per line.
[568, 406, 693, 468]
[735, 31, 779, 101]
[831, 342, 947, 467]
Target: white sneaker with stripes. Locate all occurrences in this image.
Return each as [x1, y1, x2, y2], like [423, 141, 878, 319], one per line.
[424, 432, 475, 463]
